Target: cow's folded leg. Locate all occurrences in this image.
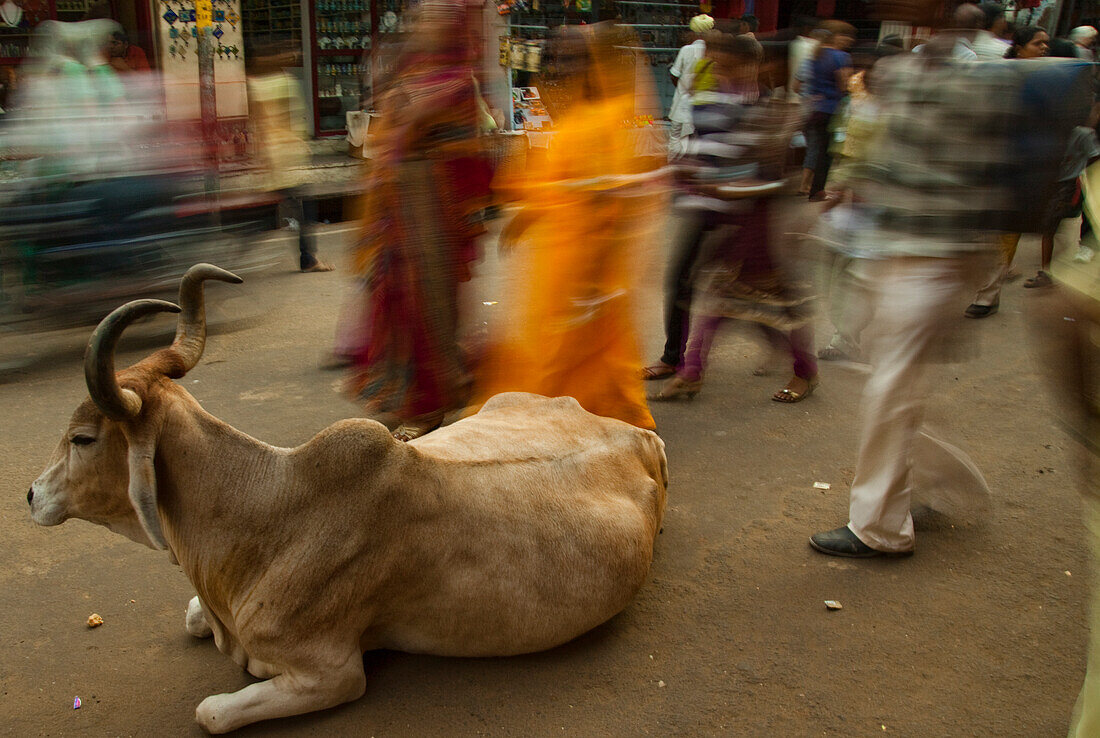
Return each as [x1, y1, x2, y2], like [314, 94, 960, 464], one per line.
[185, 596, 213, 639]
[194, 657, 366, 734]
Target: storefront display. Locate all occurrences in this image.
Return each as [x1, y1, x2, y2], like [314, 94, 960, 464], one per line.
[504, 0, 696, 116]
[305, 0, 411, 136]
[0, 0, 63, 64]
[241, 0, 301, 54]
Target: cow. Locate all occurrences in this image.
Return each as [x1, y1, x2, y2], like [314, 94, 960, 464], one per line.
[27, 264, 668, 734]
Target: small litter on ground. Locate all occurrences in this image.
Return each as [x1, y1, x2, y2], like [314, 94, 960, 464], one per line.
[824, 600, 843, 611]
[86, 613, 103, 628]
[73, 697, 81, 709]
[813, 482, 831, 490]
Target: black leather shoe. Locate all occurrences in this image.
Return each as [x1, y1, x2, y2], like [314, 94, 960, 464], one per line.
[964, 303, 998, 319]
[809, 526, 912, 558]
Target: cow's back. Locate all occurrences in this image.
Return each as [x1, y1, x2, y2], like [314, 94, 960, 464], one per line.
[367, 393, 668, 656]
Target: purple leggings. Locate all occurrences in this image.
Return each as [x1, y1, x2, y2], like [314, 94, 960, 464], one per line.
[675, 199, 816, 382]
[680, 317, 816, 382]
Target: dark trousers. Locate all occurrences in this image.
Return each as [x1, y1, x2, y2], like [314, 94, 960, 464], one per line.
[804, 110, 834, 197]
[281, 189, 320, 270]
[660, 210, 713, 367]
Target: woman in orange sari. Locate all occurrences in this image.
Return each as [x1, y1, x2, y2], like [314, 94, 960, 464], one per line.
[472, 25, 661, 430]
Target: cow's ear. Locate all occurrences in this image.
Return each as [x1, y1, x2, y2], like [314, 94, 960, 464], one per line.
[127, 439, 167, 550]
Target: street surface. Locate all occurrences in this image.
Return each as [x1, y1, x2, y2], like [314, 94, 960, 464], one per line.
[0, 210, 1091, 736]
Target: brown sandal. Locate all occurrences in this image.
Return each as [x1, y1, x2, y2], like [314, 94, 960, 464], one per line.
[1023, 271, 1052, 289]
[772, 376, 818, 403]
[642, 362, 676, 381]
[652, 376, 702, 401]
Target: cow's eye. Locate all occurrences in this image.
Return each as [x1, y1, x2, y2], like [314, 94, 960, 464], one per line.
[70, 435, 96, 446]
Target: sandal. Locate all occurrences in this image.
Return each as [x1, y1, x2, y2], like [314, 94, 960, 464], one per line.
[1023, 271, 1052, 289]
[392, 411, 444, 442]
[772, 376, 818, 403]
[642, 362, 676, 381]
[652, 376, 702, 401]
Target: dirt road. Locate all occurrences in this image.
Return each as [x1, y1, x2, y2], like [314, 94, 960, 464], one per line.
[0, 223, 1089, 737]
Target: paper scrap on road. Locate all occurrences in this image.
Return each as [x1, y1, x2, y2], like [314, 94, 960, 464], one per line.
[824, 600, 843, 611]
[813, 482, 831, 490]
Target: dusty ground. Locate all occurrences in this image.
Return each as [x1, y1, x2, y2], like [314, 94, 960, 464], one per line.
[0, 209, 1092, 737]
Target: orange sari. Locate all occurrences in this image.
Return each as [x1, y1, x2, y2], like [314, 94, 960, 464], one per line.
[473, 34, 661, 430]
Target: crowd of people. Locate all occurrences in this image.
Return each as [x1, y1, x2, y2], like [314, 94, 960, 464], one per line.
[329, 2, 1100, 731]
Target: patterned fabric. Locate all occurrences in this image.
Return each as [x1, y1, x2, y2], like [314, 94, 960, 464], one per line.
[347, 0, 489, 420]
[349, 158, 481, 417]
[848, 56, 1092, 253]
[694, 200, 816, 332]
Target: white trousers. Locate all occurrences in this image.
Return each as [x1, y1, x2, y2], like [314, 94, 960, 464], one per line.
[848, 256, 971, 552]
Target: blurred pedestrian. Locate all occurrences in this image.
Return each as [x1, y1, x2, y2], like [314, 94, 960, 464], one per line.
[1070, 25, 1098, 60]
[246, 42, 333, 273]
[786, 16, 819, 98]
[346, 0, 490, 440]
[644, 30, 764, 383]
[1026, 189, 1100, 737]
[965, 37, 1092, 316]
[813, 58, 886, 361]
[809, 44, 1025, 556]
[472, 25, 659, 430]
[912, 3, 983, 61]
[973, 2, 1011, 59]
[797, 20, 855, 200]
[668, 14, 713, 159]
[650, 34, 816, 403]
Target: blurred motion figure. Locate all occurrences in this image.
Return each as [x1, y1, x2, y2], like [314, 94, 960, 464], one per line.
[346, 0, 491, 440]
[473, 24, 660, 431]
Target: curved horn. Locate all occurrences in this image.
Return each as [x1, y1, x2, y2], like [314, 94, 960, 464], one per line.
[171, 263, 243, 373]
[85, 299, 182, 420]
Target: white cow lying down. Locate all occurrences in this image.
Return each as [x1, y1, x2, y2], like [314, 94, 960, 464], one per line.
[27, 265, 668, 733]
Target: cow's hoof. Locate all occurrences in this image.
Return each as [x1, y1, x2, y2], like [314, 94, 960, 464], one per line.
[195, 694, 234, 734]
[186, 596, 213, 639]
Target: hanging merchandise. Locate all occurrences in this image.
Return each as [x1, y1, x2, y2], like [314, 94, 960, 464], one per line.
[576, 0, 590, 11]
[499, 35, 511, 66]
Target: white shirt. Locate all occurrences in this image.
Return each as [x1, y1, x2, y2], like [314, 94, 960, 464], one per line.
[914, 38, 978, 61]
[669, 39, 705, 124]
[972, 30, 1010, 61]
[788, 35, 818, 94]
